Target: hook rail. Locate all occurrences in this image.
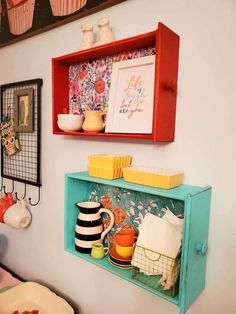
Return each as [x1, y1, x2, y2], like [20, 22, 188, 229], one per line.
[3, 180, 14, 194]
[28, 187, 41, 206]
[0, 176, 41, 206]
[15, 183, 27, 200]
[0, 177, 3, 192]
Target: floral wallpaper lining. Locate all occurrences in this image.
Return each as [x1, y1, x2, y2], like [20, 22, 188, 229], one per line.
[88, 183, 184, 247]
[69, 46, 156, 115]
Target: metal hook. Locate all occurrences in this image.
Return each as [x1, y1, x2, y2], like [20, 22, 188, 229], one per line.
[0, 177, 4, 192]
[29, 187, 41, 206]
[10, 180, 14, 193]
[3, 180, 14, 194]
[15, 183, 27, 200]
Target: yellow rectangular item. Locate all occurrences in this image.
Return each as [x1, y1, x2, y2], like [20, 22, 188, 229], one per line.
[88, 154, 132, 179]
[88, 166, 124, 180]
[123, 166, 184, 189]
[88, 154, 132, 168]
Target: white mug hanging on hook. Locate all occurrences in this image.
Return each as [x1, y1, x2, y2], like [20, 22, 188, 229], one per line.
[3, 199, 32, 229]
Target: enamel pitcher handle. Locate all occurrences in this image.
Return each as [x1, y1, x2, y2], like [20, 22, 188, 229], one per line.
[100, 112, 106, 129]
[99, 207, 115, 241]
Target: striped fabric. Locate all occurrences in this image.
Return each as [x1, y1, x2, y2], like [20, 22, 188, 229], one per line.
[7, 0, 35, 35]
[75, 211, 103, 253]
[49, 0, 87, 17]
[6, 0, 28, 9]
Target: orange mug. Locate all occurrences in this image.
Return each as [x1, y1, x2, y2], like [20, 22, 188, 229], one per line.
[0, 193, 15, 223]
[115, 226, 137, 247]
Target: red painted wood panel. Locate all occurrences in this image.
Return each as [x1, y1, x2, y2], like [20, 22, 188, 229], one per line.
[54, 31, 156, 64]
[153, 22, 180, 142]
[52, 61, 69, 133]
[53, 131, 153, 140]
[52, 23, 180, 142]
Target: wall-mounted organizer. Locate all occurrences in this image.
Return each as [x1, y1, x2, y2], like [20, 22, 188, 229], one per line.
[0, 79, 42, 206]
[52, 22, 179, 142]
[64, 171, 211, 314]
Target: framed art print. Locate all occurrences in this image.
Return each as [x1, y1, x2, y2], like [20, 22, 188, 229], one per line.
[13, 88, 34, 132]
[105, 55, 155, 134]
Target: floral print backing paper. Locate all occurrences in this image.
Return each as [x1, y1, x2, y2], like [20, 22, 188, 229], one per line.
[69, 46, 156, 115]
[88, 183, 184, 247]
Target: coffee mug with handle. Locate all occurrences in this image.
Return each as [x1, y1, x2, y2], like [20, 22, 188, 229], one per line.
[3, 199, 32, 229]
[115, 225, 137, 247]
[115, 243, 134, 258]
[0, 192, 15, 223]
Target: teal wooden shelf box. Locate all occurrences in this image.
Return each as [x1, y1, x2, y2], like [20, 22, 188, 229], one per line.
[64, 171, 211, 314]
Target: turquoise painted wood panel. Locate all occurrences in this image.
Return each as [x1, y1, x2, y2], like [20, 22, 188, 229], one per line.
[64, 176, 90, 249]
[65, 246, 179, 305]
[67, 171, 210, 200]
[64, 172, 211, 314]
[179, 189, 211, 314]
[64, 174, 180, 304]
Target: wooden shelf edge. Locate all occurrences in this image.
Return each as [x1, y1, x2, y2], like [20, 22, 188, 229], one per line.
[65, 171, 211, 200]
[64, 246, 179, 306]
[53, 131, 154, 140]
[53, 31, 156, 64]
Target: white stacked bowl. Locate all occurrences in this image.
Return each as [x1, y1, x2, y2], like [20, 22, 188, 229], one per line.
[57, 114, 84, 132]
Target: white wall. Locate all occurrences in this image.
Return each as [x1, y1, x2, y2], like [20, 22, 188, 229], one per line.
[0, 0, 236, 313]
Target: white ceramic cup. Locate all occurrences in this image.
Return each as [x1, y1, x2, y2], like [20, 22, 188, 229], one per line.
[3, 199, 32, 229]
[57, 114, 84, 132]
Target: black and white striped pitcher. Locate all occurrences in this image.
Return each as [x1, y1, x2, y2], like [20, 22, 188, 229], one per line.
[75, 201, 114, 253]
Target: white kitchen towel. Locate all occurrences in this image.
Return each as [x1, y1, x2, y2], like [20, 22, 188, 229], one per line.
[162, 209, 184, 234]
[136, 212, 182, 259]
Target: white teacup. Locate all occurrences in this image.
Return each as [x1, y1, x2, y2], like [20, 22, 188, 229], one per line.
[3, 199, 32, 229]
[57, 114, 84, 132]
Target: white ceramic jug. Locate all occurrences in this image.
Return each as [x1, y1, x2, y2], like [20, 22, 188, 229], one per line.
[3, 199, 32, 229]
[93, 17, 114, 47]
[80, 23, 95, 50]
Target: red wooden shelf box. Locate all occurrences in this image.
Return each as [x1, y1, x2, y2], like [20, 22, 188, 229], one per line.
[52, 22, 179, 142]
